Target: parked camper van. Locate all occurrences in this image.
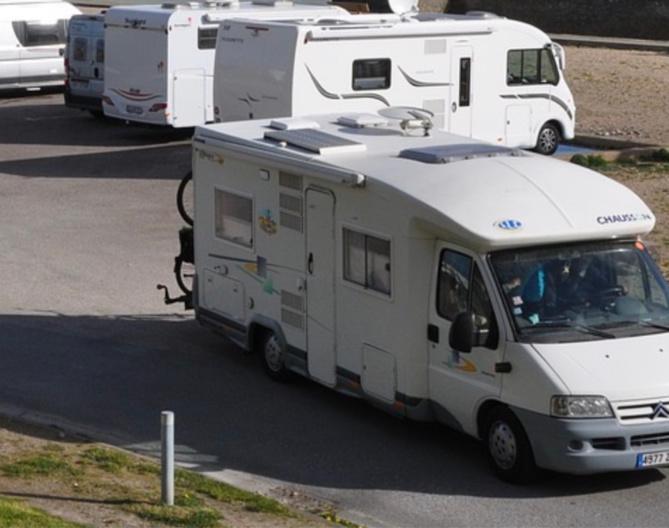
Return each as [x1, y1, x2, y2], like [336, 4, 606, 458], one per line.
[162, 110, 669, 481]
[0, 0, 80, 91]
[102, 1, 348, 127]
[64, 13, 105, 114]
[213, 13, 575, 154]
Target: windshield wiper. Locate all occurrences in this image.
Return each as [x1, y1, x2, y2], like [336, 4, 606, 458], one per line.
[613, 320, 669, 332]
[523, 321, 616, 339]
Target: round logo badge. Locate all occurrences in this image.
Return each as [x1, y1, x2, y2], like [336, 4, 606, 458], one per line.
[495, 219, 523, 231]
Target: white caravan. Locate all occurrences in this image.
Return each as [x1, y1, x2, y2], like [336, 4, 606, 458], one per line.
[102, 0, 348, 127]
[213, 13, 575, 154]
[162, 110, 669, 482]
[0, 0, 80, 91]
[64, 13, 105, 114]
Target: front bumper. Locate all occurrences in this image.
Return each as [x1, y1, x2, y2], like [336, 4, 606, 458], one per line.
[513, 406, 669, 474]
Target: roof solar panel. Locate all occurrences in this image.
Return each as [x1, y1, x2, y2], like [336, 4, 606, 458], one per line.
[264, 128, 366, 155]
[399, 144, 523, 164]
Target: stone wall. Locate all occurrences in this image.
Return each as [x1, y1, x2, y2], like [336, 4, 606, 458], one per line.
[446, 0, 669, 40]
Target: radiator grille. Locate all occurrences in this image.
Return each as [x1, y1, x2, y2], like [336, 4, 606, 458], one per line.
[280, 211, 303, 232]
[615, 398, 669, 424]
[631, 432, 669, 447]
[279, 193, 303, 214]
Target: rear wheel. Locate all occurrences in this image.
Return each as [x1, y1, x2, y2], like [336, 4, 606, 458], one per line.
[486, 407, 538, 484]
[176, 171, 194, 226]
[534, 122, 560, 155]
[260, 332, 292, 382]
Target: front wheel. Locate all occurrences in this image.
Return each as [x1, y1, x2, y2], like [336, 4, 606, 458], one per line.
[260, 332, 292, 382]
[486, 407, 538, 484]
[534, 123, 560, 156]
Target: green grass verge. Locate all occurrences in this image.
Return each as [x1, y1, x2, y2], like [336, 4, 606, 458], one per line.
[0, 454, 80, 479]
[0, 497, 83, 528]
[175, 469, 291, 515]
[125, 503, 221, 528]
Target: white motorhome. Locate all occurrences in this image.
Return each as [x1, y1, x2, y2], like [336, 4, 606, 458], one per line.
[64, 13, 105, 114]
[102, 0, 348, 127]
[162, 110, 669, 482]
[214, 13, 575, 154]
[0, 0, 80, 91]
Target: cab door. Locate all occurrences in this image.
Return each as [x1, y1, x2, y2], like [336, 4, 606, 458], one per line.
[427, 243, 505, 434]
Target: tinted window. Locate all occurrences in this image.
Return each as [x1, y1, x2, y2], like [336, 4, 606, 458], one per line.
[72, 37, 87, 61]
[437, 249, 498, 348]
[352, 59, 391, 91]
[214, 189, 253, 248]
[459, 57, 471, 107]
[13, 20, 67, 47]
[343, 228, 391, 295]
[96, 39, 104, 63]
[507, 49, 558, 86]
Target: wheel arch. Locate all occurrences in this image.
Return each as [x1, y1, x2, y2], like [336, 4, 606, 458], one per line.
[476, 399, 508, 440]
[247, 315, 287, 353]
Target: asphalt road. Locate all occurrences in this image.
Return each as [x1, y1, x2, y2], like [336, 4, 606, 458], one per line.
[1, 92, 668, 528]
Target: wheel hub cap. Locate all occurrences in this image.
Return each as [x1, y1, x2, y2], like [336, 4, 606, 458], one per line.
[265, 337, 283, 372]
[489, 421, 517, 470]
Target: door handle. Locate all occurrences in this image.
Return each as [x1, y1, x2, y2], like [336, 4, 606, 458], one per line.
[307, 253, 314, 274]
[451, 102, 458, 113]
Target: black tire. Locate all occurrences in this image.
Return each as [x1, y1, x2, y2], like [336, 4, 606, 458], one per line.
[485, 407, 538, 484]
[89, 109, 105, 120]
[174, 258, 194, 296]
[534, 122, 561, 156]
[176, 171, 194, 226]
[260, 331, 292, 382]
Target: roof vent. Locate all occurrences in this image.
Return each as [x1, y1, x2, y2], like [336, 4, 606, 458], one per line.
[269, 118, 320, 131]
[264, 128, 366, 155]
[251, 0, 294, 6]
[337, 114, 388, 128]
[399, 144, 523, 164]
[379, 106, 434, 136]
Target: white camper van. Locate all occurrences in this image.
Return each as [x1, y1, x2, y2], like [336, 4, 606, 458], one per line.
[102, 1, 348, 127]
[0, 0, 80, 91]
[161, 110, 669, 482]
[64, 13, 105, 114]
[213, 13, 575, 154]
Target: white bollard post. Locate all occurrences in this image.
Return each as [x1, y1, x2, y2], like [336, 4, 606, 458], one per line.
[161, 411, 175, 506]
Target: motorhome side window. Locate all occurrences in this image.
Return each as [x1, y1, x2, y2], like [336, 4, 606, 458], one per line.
[96, 39, 104, 63]
[437, 250, 498, 348]
[214, 189, 253, 248]
[352, 59, 391, 91]
[198, 27, 217, 50]
[73, 37, 87, 61]
[12, 20, 68, 47]
[507, 49, 558, 86]
[343, 229, 391, 295]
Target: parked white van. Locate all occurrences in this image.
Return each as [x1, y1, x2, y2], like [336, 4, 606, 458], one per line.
[102, 0, 347, 127]
[0, 0, 80, 91]
[213, 13, 575, 154]
[161, 110, 669, 482]
[64, 13, 105, 114]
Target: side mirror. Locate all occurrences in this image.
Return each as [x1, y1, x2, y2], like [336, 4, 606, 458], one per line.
[449, 312, 475, 353]
[552, 43, 566, 71]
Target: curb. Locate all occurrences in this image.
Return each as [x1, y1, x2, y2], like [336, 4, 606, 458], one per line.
[571, 135, 660, 150]
[549, 34, 669, 52]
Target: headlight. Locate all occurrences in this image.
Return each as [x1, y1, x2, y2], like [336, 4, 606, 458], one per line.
[551, 395, 613, 418]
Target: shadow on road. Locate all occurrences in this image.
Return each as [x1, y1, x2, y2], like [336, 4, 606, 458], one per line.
[0, 96, 193, 148]
[0, 312, 664, 500]
[0, 144, 190, 180]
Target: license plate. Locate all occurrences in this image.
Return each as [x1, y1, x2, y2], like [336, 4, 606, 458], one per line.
[126, 105, 143, 115]
[636, 451, 669, 468]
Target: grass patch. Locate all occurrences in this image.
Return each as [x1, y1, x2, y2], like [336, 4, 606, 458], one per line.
[319, 510, 365, 528]
[0, 454, 79, 479]
[0, 497, 83, 528]
[126, 503, 220, 528]
[175, 469, 290, 516]
[81, 446, 132, 474]
[570, 153, 608, 169]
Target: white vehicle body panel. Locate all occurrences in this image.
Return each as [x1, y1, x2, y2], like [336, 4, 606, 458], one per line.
[102, 2, 347, 127]
[214, 14, 576, 148]
[188, 112, 662, 445]
[0, 0, 80, 91]
[64, 14, 104, 111]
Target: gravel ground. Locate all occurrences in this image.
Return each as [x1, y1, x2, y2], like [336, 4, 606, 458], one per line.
[565, 46, 669, 145]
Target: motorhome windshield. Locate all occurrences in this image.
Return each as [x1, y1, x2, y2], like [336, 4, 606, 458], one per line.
[490, 241, 669, 343]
